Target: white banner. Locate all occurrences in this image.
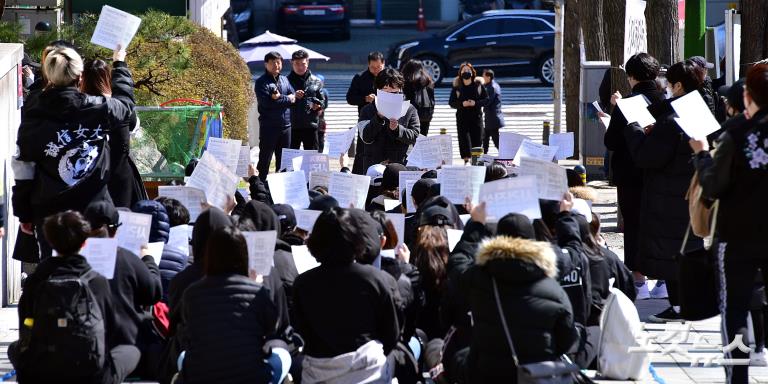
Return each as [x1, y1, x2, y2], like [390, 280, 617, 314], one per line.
[624, 0, 648, 65]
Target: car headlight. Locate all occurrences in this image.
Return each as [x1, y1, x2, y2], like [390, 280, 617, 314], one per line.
[397, 41, 420, 60]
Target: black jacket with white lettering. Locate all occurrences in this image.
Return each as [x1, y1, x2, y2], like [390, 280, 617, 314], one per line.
[12, 61, 134, 223]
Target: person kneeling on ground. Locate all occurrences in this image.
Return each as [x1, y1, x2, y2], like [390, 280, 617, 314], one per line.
[9, 211, 140, 384]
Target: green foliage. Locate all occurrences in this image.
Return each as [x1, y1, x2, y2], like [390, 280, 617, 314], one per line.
[0, 21, 22, 43]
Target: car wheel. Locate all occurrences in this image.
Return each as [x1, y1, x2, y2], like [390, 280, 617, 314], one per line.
[539, 54, 555, 86]
[419, 56, 445, 85]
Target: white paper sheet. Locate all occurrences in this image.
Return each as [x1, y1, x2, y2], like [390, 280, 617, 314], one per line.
[384, 199, 401, 211]
[670, 91, 721, 139]
[206, 137, 242, 174]
[375, 89, 411, 120]
[459, 214, 471, 226]
[324, 127, 357, 156]
[243, 231, 277, 278]
[616, 95, 656, 128]
[516, 157, 568, 201]
[479, 154, 497, 164]
[398, 171, 425, 213]
[479, 175, 542, 221]
[115, 211, 152, 257]
[549, 132, 574, 160]
[157, 186, 206, 222]
[236, 145, 251, 177]
[437, 166, 485, 205]
[186, 152, 239, 210]
[405, 179, 419, 213]
[267, 171, 310, 209]
[166, 225, 191, 259]
[80, 237, 119, 279]
[280, 148, 315, 172]
[294, 209, 322, 232]
[293, 153, 330, 182]
[90, 5, 142, 50]
[447, 229, 463, 252]
[513, 140, 559, 165]
[328, 172, 370, 209]
[599, 114, 611, 129]
[292, 245, 320, 274]
[385, 213, 405, 247]
[499, 132, 530, 159]
[309, 171, 331, 190]
[592, 101, 604, 114]
[145, 242, 164, 265]
[408, 135, 444, 169]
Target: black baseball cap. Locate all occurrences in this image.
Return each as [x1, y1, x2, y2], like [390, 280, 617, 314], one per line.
[419, 200, 453, 227]
[272, 204, 297, 231]
[84, 201, 121, 229]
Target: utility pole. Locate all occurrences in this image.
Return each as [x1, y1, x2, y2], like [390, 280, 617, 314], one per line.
[684, 0, 705, 57]
[553, 0, 564, 133]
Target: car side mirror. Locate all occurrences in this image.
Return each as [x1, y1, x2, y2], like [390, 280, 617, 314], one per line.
[456, 33, 467, 42]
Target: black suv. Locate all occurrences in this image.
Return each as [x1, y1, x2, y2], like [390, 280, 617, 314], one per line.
[387, 10, 556, 85]
[277, 0, 351, 40]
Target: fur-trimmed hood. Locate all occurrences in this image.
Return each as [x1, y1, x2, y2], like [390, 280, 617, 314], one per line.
[569, 186, 597, 202]
[452, 76, 485, 89]
[476, 236, 558, 278]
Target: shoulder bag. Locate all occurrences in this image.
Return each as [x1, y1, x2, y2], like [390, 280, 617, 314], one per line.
[492, 277, 580, 384]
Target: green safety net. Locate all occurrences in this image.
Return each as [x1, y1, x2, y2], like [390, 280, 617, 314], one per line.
[131, 105, 223, 179]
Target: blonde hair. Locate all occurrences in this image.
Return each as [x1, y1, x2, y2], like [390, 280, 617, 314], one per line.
[44, 47, 83, 87]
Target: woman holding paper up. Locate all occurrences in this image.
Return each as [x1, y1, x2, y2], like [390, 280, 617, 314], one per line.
[449, 63, 489, 164]
[623, 60, 703, 324]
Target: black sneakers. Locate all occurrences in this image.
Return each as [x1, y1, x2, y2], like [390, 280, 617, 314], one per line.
[647, 307, 684, 323]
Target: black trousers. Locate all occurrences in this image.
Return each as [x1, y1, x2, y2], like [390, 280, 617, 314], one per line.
[317, 130, 326, 153]
[720, 247, 768, 384]
[456, 117, 483, 159]
[257, 127, 291, 181]
[616, 185, 642, 272]
[290, 129, 318, 150]
[420, 120, 431, 137]
[483, 127, 500, 154]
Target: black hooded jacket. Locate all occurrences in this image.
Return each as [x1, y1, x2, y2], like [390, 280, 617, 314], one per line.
[461, 236, 579, 383]
[603, 80, 665, 187]
[12, 61, 135, 223]
[109, 247, 162, 345]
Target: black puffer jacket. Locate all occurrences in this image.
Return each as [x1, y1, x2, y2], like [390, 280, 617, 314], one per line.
[461, 236, 579, 383]
[179, 274, 277, 384]
[110, 248, 162, 345]
[12, 61, 134, 224]
[346, 69, 377, 115]
[624, 95, 703, 280]
[255, 71, 294, 129]
[288, 70, 326, 131]
[603, 81, 665, 187]
[352, 103, 420, 175]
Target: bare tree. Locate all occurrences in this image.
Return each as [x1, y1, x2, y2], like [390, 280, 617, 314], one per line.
[564, 0, 581, 157]
[580, 0, 608, 60]
[740, 0, 768, 74]
[603, 0, 630, 95]
[646, 0, 680, 66]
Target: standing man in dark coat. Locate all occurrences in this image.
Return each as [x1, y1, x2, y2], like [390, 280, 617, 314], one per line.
[288, 50, 326, 150]
[482, 69, 505, 154]
[352, 68, 420, 175]
[623, 60, 704, 323]
[602, 53, 665, 297]
[255, 51, 295, 181]
[346, 52, 386, 159]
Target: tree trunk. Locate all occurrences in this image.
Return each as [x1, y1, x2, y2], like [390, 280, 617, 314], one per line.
[646, 0, 680, 66]
[740, 0, 768, 75]
[579, 0, 607, 61]
[603, 0, 630, 95]
[564, 0, 581, 158]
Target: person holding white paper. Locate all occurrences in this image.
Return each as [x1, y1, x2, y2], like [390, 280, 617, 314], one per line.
[156, 197, 192, 301]
[9, 211, 141, 384]
[449, 63, 489, 163]
[624, 60, 704, 324]
[12, 45, 135, 261]
[352, 68, 420, 175]
[84, 201, 163, 368]
[603, 53, 665, 291]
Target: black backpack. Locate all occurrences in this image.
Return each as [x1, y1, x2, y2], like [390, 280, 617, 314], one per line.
[21, 268, 106, 378]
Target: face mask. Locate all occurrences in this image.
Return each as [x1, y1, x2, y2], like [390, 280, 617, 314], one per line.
[461, 72, 472, 80]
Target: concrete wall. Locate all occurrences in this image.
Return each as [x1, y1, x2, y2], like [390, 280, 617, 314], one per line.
[0, 44, 24, 306]
[189, 0, 231, 38]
